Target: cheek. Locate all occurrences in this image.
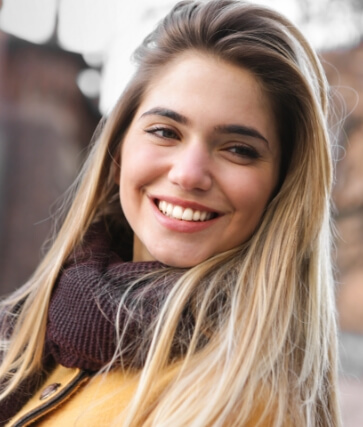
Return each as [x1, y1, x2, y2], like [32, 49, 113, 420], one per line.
[120, 140, 146, 192]
[229, 169, 276, 215]
[119, 142, 137, 211]
[119, 145, 164, 209]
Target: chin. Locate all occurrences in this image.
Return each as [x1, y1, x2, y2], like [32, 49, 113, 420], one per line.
[160, 257, 200, 269]
[151, 251, 207, 269]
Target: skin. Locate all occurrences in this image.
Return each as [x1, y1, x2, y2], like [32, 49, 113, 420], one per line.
[118, 52, 280, 268]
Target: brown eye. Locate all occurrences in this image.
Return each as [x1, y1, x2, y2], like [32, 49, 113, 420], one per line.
[227, 145, 260, 159]
[146, 127, 179, 139]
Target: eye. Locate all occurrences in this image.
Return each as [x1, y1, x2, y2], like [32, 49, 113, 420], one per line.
[145, 126, 179, 140]
[226, 144, 261, 160]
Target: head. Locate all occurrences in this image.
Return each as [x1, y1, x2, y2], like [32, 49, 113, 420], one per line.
[90, 0, 331, 268]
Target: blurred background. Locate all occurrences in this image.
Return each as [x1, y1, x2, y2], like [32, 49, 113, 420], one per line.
[0, 0, 362, 424]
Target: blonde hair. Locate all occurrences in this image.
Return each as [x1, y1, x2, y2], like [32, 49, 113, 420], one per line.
[1, 1, 340, 425]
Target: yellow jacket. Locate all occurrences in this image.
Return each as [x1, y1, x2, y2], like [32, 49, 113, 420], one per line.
[7, 364, 283, 426]
[7, 364, 163, 426]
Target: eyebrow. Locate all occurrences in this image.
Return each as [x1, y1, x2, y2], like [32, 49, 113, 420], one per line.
[140, 107, 269, 145]
[214, 124, 269, 145]
[140, 107, 189, 125]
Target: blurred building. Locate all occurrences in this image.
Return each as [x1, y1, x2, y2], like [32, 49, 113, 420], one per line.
[0, 33, 100, 295]
[323, 42, 363, 334]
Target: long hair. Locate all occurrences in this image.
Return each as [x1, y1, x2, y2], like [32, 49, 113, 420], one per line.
[0, 1, 340, 425]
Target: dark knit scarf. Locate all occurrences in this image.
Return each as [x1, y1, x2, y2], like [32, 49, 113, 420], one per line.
[0, 223, 193, 425]
[46, 222, 194, 371]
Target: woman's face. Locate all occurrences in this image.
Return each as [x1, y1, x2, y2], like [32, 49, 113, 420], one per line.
[118, 52, 280, 267]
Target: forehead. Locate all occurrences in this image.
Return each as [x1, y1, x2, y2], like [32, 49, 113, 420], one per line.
[144, 51, 266, 105]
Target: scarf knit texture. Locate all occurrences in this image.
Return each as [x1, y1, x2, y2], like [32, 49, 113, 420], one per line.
[0, 223, 189, 425]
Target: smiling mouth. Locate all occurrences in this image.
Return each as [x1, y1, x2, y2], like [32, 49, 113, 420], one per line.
[156, 199, 218, 222]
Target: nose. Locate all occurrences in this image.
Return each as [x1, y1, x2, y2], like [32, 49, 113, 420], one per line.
[168, 140, 213, 191]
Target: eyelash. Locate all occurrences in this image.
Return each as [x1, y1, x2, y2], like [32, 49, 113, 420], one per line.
[226, 144, 261, 160]
[145, 126, 179, 139]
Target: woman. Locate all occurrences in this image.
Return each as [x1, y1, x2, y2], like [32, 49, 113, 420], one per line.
[0, 0, 340, 425]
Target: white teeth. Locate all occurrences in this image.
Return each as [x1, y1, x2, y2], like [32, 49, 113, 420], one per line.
[172, 205, 183, 219]
[192, 210, 201, 221]
[182, 208, 193, 221]
[160, 200, 167, 212]
[166, 203, 173, 216]
[157, 201, 214, 222]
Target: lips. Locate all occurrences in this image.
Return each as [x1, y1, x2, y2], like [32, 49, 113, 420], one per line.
[157, 199, 218, 222]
